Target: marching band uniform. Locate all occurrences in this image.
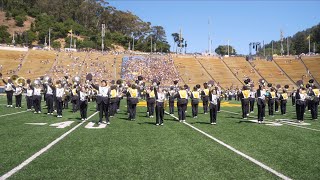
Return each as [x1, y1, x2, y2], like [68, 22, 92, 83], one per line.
[201, 83, 209, 114]
[249, 88, 256, 113]
[191, 87, 200, 118]
[174, 87, 188, 122]
[292, 89, 296, 106]
[92, 81, 110, 124]
[155, 88, 165, 125]
[2, 79, 15, 107]
[240, 86, 250, 119]
[26, 85, 33, 110]
[296, 88, 307, 122]
[71, 86, 79, 113]
[216, 87, 221, 112]
[14, 84, 23, 108]
[109, 85, 118, 117]
[45, 83, 55, 114]
[279, 89, 288, 115]
[32, 85, 42, 113]
[146, 87, 156, 118]
[79, 88, 88, 120]
[275, 89, 280, 112]
[209, 89, 218, 125]
[126, 85, 139, 120]
[63, 86, 70, 109]
[256, 85, 266, 123]
[168, 87, 176, 115]
[55, 85, 65, 117]
[310, 86, 319, 120]
[268, 88, 276, 116]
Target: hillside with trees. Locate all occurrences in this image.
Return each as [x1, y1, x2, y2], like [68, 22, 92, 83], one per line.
[0, 0, 170, 52]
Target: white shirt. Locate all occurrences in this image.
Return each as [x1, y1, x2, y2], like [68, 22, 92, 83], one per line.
[46, 85, 53, 95]
[210, 94, 218, 105]
[156, 92, 165, 102]
[299, 93, 306, 101]
[34, 88, 41, 96]
[258, 89, 266, 100]
[5, 83, 13, 91]
[56, 88, 64, 98]
[80, 91, 87, 101]
[98, 86, 109, 97]
[27, 89, 33, 97]
[14, 87, 23, 95]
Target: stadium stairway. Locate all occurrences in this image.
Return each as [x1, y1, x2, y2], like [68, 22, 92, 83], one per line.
[222, 57, 262, 86]
[173, 56, 212, 88]
[272, 58, 297, 87]
[300, 56, 320, 86]
[198, 57, 243, 89]
[248, 59, 296, 88]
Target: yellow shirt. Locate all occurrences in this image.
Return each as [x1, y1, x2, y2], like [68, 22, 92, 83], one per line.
[270, 92, 276, 98]
[242, 90, 250, 98]
[179, 90, 187, 99]
[149, 91, 155, 98]
[313, 89, 319, 96]
[203, 89, 209, 96]
[192, 91, 200, 99]
[282, 93, 288, 100]
[110, 89, 117, 98]
[130, 89, 138, 98]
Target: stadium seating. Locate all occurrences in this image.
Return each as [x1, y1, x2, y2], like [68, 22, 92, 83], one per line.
[223, 57, 262, 87]
[301, 57, 320, 85]
[249, 59, 296, 87]
[197, 57, 243, 89]
[274, 57, 309, 85]
[173, 56, 212, 87]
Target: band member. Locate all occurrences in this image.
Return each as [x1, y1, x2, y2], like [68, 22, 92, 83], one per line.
[296, 87, 307, 123]
[71, 85, 79, 113]
[268, 87, 276, 116]
[249, 87, 256, 113]
[79, 86, 88, 120]
[146, 87, 156, 118]
[26, 84, 33, 111]
[45, 81, 55, 115]
[174, 86, 188, 122]
[240, 86, 250, 119]
[109, 85, 118, 117]
[275, 89, 280, 113]
[55, 81, 65, 118]
[2, 78, 14, 107]
[292, 87, 296, 106]
[209, 88, 218, 125]
[216, 86, 221, 112]
[201, 83, 209, 114]
[306, 84, 312, 112]
[155, 88, 165, 125]
[168, 86, 176, 115]
[190, 86, 200, 118]
[310, 85, 319, 120]
[92, 80, 110, 124]
[257, 84, 266, 123]
[279, 88, 288, 115]
[14, 83, 23, 108]
[63, 84, 71, 109]
[127, 84, 139, 121]
[32, 83, 42, 114]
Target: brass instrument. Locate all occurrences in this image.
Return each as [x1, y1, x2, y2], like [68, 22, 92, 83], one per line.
[72, 76, 81, 85]
[11, 74, 19, 82]
[15, 77, 26, 86]
[43, 75, 51, 84]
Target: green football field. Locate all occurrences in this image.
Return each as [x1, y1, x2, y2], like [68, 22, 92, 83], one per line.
[1, 95, 320, 180]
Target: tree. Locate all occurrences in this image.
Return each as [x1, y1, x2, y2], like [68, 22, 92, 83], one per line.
[0, 25, 10, 43]
[51, 41, 61, 49]
[215, 45, 236, 56]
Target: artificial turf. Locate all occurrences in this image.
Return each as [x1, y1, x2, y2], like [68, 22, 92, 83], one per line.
[0, 95, 320, 179]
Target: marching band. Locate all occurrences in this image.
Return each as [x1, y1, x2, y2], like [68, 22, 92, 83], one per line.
[1, 72, 319, 126]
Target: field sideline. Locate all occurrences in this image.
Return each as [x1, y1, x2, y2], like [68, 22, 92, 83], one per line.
[0, 95, 320, 179]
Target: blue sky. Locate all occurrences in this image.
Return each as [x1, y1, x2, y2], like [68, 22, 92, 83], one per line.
[108, 1, 320, 54]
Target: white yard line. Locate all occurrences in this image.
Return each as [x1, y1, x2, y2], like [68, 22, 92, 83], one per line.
[0, 111, 98, 180]
[221, 110, 320, 132]
[165, 111, 291, 180]
[0, 111, 28, 118]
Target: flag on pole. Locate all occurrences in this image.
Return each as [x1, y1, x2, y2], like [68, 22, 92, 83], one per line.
[68, 29, 73, 34]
